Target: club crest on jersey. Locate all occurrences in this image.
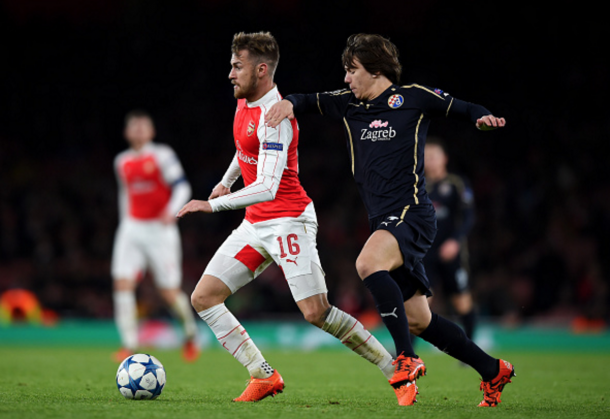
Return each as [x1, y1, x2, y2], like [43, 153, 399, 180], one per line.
[247, 120, 256, 136]
[388, 94, 404, 109]
[369, 120, 389, 128]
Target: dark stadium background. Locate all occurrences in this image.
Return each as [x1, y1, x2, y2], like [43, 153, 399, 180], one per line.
[1, 1, 607, 328]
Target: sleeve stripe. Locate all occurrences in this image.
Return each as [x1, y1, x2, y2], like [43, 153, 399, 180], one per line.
[446, 97, 454, 117]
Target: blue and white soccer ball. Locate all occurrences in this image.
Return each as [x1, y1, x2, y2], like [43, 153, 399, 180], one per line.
[116, 353, 166, 400]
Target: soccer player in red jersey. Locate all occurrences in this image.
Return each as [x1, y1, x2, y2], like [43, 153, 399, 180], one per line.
[177, 32, 397, 403]
[112, 111, 199, 363]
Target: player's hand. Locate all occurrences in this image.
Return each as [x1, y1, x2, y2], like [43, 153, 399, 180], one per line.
[176, 200, 213, 218]
[265, 100, 294, 128]
[476, 115, 506, 131]
[209, 182, 231, 199]
[439, 238, 460, 262]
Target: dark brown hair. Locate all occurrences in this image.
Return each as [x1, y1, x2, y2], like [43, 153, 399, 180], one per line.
[342, 34, 402, 84]
[124, 109, 153, 126]
[231, 31, 280, 77]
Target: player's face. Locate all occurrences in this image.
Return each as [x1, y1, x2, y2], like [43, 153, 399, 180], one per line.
[229, 50, 259, 100]
[124, 117, 155, 150]
[424, 144, 448, 176]
[344, 58, 376, 100]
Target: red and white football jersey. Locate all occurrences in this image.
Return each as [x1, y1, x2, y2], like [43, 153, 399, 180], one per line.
[114, 142, 190, 221]
[209, 86, 312, 223]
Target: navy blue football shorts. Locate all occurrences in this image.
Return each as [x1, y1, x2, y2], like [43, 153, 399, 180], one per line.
[368, 203, 437, 301]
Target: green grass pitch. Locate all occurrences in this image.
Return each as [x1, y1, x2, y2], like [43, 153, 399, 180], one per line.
[0, 347, 608, 419]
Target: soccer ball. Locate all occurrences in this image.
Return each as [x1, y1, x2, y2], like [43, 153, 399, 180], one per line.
[116, 353, 166, 400]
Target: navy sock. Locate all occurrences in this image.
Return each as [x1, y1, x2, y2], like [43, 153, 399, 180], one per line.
[419, 312, 499, 381]
[363, 270, 416, 358]
[460, 309, 476, 340]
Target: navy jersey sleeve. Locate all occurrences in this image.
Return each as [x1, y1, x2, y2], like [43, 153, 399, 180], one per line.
[285, 89, 352, 121]
[452, 177, 476, 241]
[411, 85, 491, 124]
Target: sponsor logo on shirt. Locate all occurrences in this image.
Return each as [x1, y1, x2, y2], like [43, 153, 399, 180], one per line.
[247, 120, 256, 136]
[360, 123, 397, 142]
[262, 142, 283, 151]
[369, 120, 389, 128]
[388, 94, 404, 109]
[236, 140, 258, 165]
[130, 180, 157, 194]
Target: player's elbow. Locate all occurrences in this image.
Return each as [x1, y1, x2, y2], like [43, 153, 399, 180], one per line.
[258, 177, 280, 202]
[267, 187, 278, 201]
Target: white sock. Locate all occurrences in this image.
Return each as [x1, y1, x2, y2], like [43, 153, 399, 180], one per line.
[323, 306, 395, 380]
[113, 290, 138, 351]
[198, 303, 272, 379]
[171, 291, 198, 340]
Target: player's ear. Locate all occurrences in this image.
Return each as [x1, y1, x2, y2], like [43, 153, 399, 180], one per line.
[257, 62, 268, 78]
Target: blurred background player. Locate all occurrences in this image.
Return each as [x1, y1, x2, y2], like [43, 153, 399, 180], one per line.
[111, 110, 199, 363]
[424, 137, 477, 342]
[177, 31, 396, 403]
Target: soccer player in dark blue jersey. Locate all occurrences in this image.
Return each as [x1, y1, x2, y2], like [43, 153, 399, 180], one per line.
[424, 137, 477, 342]
[266, 33, 514, 407]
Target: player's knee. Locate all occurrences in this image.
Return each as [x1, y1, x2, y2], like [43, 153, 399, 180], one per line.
[302, 310, 324, 328]
[407, 309, 433, 336]
[301, 305, 330, 328]
[408, 319, 428, 336]
[355, 256, 375, 280]
[114, 278, 135, 292]
[190, 289, 222, 312]
[159, 289, 178, 305]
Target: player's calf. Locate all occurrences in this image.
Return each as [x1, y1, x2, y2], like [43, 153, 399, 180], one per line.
[321, 305, 395, 380]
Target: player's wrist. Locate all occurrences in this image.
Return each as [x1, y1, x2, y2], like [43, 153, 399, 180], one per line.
[208, 198, 221, 213]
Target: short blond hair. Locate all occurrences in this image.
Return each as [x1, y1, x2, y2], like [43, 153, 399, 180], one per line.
[231, 31, 280, 77]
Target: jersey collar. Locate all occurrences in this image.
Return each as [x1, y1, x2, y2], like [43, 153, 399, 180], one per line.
[130, 142, 154, 155]
[246, 85, 280, 108]
[355, 84, 398, 107]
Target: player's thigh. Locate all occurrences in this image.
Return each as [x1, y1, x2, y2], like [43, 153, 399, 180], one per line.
[146, 224, 182, 290]
[356, 229, 404, 278]
[111, 222, 146, 283]
[260, 220, 328, 302]
[202, 221, 274, 296]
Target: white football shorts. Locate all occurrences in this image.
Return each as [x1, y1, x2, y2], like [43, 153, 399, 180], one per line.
[203, 204, 327, 302]
[111, 218, 182, 289]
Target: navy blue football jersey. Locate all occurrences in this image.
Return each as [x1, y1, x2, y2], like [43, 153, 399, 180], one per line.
[286, 84, 490, 218]
[426, 173, 475, 254]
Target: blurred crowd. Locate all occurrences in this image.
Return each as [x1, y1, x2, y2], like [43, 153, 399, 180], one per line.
[1, 0, 608, 327]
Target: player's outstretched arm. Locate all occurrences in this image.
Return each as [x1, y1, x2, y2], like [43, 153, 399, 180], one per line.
[265, 100, 294, 128]
[176, 199, 213, 218]
[476, 115, 506, 131]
